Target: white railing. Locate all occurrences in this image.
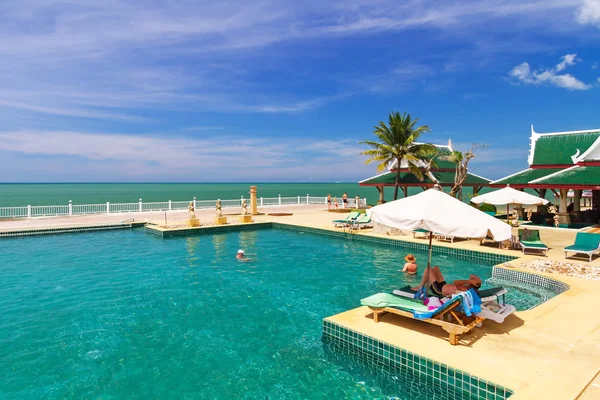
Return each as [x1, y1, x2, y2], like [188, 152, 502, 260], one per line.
[0, 195, 367, 219]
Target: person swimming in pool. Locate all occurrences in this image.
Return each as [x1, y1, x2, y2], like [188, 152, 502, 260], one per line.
[236, 249, 253, 262]
[401, 254, 417, 275]
[411, 265, 481, 296]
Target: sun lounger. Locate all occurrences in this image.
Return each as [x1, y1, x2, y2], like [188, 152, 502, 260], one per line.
[412, 228, 429, 239]
[361, 291, 485, 345]
[436, 234, 456, 243]
[564, 232, 600, 262]
[393, 286, 515, 324]
[349, 214, 372, 230]
[332, 211, 361, 227]
[518, 229, 548, 256]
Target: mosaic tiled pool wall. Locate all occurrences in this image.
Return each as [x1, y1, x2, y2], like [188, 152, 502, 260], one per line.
[491, 267, 570, 296]
[143, 222, 272, 238]
[322, 320, 513, 400]
[272, 223, 518, 265]
[0, 223, 138, 238]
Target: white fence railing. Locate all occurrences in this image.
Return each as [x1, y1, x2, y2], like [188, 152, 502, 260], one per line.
[0, 195, 367, 219]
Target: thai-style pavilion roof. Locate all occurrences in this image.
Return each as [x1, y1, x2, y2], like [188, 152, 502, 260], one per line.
[359, 170, 490, 187]
[492, 126, 600, 189]
[529, 127, 600, 166]
[490, 168, 563, 186]
[529, 166, 600, 188]
[360, 142, 490, 188]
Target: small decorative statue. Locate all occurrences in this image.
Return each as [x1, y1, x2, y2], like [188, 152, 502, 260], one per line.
[553, 214, 560, 227]
[526, 209, 532, 222]
[216, 199, 223, 217]
[511, 209, 519, 222]
[188, 201, 196, 218]
[241, 199, 248, 215]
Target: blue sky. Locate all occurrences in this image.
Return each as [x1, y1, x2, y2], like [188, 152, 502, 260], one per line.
[2, 0, 600, 182]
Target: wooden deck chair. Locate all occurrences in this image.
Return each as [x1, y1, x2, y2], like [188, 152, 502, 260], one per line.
[361, 293, 485, 345]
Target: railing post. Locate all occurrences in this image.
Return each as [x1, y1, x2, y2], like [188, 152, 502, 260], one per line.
[260, 197, 264, 207]
[241, 195, 244, 206]
[139, 198, 142, 213]
[168, 200, 172, 211]
[69, 200, 73, 216]
[298, 195, 301, 204]
[27, 205, 31, 218]
[193, 197, 196, 210]
[306, 194, 309, 204]
[106, 202, 110, 214]
[278, 194, 281, 206]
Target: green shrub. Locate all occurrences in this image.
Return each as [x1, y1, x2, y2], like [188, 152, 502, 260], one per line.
[478, 203, 497, 213]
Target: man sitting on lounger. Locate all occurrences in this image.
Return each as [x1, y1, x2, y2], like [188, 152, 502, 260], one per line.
[411, 265, 482, 297]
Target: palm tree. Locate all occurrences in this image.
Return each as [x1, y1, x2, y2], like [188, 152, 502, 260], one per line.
[360, 112, 436, 200]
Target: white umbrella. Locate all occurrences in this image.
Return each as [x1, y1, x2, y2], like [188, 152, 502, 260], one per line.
[367, 189, 512, 268]
[470, 185, 548, 222]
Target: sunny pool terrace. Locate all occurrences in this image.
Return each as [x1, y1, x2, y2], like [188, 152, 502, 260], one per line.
[1, 207, 599, 399]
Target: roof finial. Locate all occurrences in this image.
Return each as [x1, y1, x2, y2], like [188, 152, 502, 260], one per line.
[448, 138, 453, 151]
[531, 124, 535, 135]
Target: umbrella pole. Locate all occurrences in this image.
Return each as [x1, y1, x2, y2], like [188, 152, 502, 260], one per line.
[427, 231, 433, 268]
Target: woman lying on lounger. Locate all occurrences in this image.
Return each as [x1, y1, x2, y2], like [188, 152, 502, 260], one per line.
[411, 265, 482, 297]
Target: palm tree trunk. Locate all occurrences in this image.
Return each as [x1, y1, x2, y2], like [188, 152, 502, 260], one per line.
[394, 169, 400, 200]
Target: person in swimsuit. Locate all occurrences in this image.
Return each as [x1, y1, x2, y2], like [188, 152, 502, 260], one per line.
[411, 265, 481, 296]
[401, 254, 417, 275]
[342, 192, 348, 208]
[327, 194, 332, 209]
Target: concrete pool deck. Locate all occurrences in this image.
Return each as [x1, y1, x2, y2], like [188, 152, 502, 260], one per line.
[1, 205, 599, 398]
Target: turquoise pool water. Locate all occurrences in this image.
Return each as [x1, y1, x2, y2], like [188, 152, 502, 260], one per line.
[1, 229, 537, 399]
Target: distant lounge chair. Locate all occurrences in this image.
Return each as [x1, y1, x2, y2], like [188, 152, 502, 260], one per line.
[518, 229, 548, 256]
[393, 286, 516, 324]
[564, 232, 600, 262]
[412, 228, 429, 239]
[332, 211, 360, 227]
[436, 234, 456, 243]
[361, 291, 485, 345]
[349, 214, 372, 230]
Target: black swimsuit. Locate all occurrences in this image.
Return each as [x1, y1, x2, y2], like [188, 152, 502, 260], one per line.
[431, 281, 446, 296]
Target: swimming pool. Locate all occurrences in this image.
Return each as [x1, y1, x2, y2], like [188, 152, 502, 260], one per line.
[0, 228, 547, 398]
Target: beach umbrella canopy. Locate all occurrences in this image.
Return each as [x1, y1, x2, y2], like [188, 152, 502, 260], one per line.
[470, 185, 549, 206]
[367, 189, 512, 267]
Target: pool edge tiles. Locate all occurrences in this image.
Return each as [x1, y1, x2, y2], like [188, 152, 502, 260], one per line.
[0, 222, 145, 238]
[143, 221, 273, 237]
[322, 319, 513, 400]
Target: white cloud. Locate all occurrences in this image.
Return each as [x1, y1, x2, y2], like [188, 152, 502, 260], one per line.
[0, 0, 587, 124]
[508, 54, 593, 90]
[576, 0, 600, 26]
[0, 130, 374, 181]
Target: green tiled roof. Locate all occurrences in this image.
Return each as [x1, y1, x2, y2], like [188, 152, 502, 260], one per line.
[360, 170, 489, 186]
[430, 147, 456, 169]
[530, 166, 600, 185]
[491, 168, 563, 185]
[532, 132, 600, 165]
